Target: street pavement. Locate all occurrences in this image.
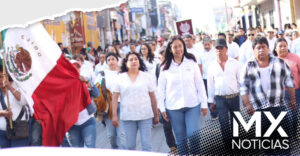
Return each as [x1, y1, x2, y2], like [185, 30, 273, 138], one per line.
[95, 113, 221, 154]
[95, 104, 300, 155]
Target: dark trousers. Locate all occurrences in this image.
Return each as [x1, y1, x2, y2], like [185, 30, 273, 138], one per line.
[215, 95, 240, 152]
[29, 117, 42, 146]
[203, 79, 218, 118]
[159, 114, 176, 148]
[257, 106, 291, 155]
[285, 88, 300, 137]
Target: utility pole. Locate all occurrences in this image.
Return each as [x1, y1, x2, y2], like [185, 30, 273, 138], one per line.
[290, 0, 295, 23]
[276, 0, 282, 30]
[224, 0, 229, 26]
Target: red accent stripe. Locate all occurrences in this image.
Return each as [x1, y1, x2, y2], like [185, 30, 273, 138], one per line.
[32, 54, 91, 146]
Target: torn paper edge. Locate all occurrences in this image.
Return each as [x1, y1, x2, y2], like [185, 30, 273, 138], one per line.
[0, 0, 127, 32]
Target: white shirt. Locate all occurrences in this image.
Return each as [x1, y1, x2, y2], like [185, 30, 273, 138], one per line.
[187, 46, 201, 62]
[0, 82, 28, 131]
[95, 69, 120, 102]
[227, 42, 239, 59]
[121, 45, 130, 56]
[94, 62, 108, 76]
[113, 71, 155, 121]
[157, 57, 208, 112]
[285, 37, 292, 50]
[258, 66, 271, 97]
[194, 42, 204, 52]
[136, 45, 141, 52]
[239, 40, 254, 66]
[267, 37, 277, 52]
[80, 61, 96, 83]
[207, 58, 241, 103]
[144, 59, 156, 74]
[198, 48, 217, 79]
[291, 37, 300, 56]
[76, 61, 97, 125]
[75, 110, 93, 125]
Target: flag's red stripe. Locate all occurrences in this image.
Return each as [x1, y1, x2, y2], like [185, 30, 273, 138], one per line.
[32, 54, 91, 146]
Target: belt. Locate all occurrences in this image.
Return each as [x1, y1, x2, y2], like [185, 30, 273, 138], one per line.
[216, 93, 239, 99]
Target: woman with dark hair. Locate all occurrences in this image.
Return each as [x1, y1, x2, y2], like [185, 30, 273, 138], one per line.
[139, 43, 156, 74]
[94, 52, 125, 149]
[106, 45, 122, 66]
[157, 35, 208, 154]
[273, 38, 300, 138]
[111, 52, 159, 151]
[0, 66, 30, 148]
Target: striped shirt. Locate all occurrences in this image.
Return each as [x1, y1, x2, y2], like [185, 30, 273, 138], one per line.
[239, 55, 294, 110]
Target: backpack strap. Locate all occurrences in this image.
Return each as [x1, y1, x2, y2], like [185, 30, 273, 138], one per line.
[15, 106, 28, 121]
[0, 91, 7, 110]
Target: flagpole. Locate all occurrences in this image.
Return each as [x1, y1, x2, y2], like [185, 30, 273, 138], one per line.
[0, 31, 13, 129]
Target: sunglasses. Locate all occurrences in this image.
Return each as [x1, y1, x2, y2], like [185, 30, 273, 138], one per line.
[248, 34, 255, 36]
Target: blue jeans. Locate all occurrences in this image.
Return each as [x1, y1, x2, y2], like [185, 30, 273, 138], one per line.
[61, 117, 96, 148]
[122, 118, 153, 151]
[166, 105, 201, 155]
[215, 95, 240, 150]
[104, 103, 125, 149]
[0, 130, 29, 148]
[285, 88, 300, 137]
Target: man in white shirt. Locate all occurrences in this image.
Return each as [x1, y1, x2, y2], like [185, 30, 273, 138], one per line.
[120, 40, 130, 57]
[129, 43, 137, 53]
[218, 32, 239, 59]
[94, 52, 108, 76]
[73, 54, 96, 83]
[291, 30, 300, 56]
[184, 34, 201, 62]
[266, 28, 277, 52]
[239, 27, 257, 66]
[198, 36, 218, 120]
[207, 39, 241, 152]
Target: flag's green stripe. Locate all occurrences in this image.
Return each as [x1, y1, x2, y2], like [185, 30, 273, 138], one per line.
[0, 29, 8, 66]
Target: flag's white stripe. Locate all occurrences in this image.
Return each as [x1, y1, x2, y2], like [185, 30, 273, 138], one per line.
[4, 23, 61, 106]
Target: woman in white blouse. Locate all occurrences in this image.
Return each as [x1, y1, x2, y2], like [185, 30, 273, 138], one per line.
[139, 43, 156, 74]
[0, 71, 29, 148]
[98, 52, 125, 149]
[157, 36, 208, 154]
[112, 52, 159, 151]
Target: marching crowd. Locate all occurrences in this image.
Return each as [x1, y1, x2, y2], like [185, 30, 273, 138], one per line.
[0, 23, 300, 155]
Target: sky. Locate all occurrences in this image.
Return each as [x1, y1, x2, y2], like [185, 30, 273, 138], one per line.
[172, 0, 226, 34]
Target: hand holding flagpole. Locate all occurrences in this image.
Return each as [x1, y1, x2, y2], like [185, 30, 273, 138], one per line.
[0, 32, 13, 129]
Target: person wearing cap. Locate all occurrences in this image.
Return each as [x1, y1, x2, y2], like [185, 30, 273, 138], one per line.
[207, 39, 241, 152]
[291, 30, 300, 56]
[266, 28, 277, 52]
[278, 30, 285, 39]
[218, 32, 239, 60]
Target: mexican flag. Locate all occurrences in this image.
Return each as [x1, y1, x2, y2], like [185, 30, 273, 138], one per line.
[1, 23, 91, 146]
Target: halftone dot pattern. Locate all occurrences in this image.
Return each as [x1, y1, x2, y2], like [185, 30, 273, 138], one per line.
[167, 95, 300, 155]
